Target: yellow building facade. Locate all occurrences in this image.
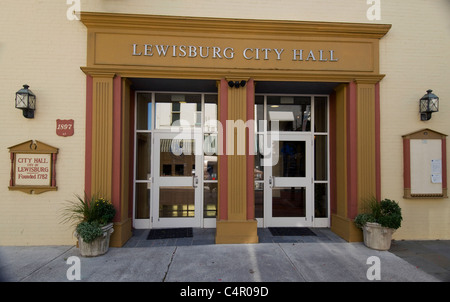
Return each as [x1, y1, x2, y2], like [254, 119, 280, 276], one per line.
[1, 0, 449, 246]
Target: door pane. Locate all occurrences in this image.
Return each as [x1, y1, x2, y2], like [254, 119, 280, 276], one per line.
[254, 182, 264, 218]
[204, 94, 218, 132]
[255, 95, 265, 132]
[135, 183, 150, 219]
[203, 133, 218, 218]
[314, 183, 328, 218]
[272, 187, 306, 217]
[204, 156, 217, 180]
[314, 96, 328, 132]
[136, 133, 151, 180]
[136, 93, 152, 130]
[267, 96, 311, 131]
[159, 187, 195, 217]
[204, 134, 218, 180]
[254, 134, 264, 179]
[314, 135, 328, 181]
[160, 139, 196, 177]
[204, 183, 217, 218]
[273, 141, 306, 177]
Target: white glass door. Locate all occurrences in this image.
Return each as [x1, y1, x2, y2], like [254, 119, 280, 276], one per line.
[264, 133, 312, 227]
[152, 132, 202, 228]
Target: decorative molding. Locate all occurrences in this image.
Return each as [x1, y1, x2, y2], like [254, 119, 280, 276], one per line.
[81, 66, 386, 83]
[353, 76, 386, 84]
[86, 71, 116, 78]
[402, 128, 447, 140]
[80, 12, 391, 39]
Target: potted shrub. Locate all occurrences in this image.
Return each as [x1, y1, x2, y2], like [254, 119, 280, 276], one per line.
[61, 194, 116, 257]
[354, 198, 402, 251]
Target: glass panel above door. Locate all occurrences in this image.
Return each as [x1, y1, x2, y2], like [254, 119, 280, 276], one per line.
[267, 96, 311, 131]
[155, 93, 201, 129]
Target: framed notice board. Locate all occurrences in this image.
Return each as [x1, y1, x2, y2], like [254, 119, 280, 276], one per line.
[8, 140, 58, 194]
[403, 129, 447, 198]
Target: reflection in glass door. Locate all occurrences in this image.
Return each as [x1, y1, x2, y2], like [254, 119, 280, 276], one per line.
[133, 90, 218, 229]
[264, 134, 312, 227]
[255, 94, 330, 228]
[152, 133, 202, 228]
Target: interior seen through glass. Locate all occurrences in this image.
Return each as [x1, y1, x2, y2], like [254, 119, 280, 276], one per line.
[272, 187, 306, 217]
[134, 90, 328, 222]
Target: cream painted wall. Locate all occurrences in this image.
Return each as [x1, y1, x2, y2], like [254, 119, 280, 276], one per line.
[376, 1, 450, 240]
[1, 0, 449, 244]
[81, 0, 371, 22]
[0, 1, 87, 245]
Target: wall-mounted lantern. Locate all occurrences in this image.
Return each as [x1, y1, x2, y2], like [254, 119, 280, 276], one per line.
[15, 84, 36, 118]
[420, 89, 439, 121]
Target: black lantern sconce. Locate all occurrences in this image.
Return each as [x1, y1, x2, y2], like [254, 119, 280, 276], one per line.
[15, 84, 36, 119]
[420, 89, 439, 121]
[228, 80, 247, 88]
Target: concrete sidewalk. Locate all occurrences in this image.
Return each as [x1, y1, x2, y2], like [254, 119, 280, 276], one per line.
[0, 228, 448, 282]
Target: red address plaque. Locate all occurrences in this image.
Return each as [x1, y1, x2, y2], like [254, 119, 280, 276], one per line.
[56, 119, 74, 137]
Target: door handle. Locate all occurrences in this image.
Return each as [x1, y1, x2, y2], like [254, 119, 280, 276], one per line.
[269, 176, 275, 188]
[192, 175, 199, 188]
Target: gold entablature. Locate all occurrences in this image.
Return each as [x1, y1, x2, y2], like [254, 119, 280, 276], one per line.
[80, 12, 390, 82]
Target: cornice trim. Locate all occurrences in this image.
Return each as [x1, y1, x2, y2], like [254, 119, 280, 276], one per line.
[81, 66, 385, 83]
[80, 12, 391, 39]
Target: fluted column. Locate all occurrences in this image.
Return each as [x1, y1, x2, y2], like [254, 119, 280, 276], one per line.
[90, 73, 114, 200]
[216, 78, 258, 244]
[85, 73, 132, 247]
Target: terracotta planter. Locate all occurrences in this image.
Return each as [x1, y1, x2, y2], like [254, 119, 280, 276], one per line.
[76, 223, 114, 257]
[362, 222, 395, 251]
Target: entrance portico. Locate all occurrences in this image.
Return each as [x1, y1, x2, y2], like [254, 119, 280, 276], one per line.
[80, 12, 390, 246]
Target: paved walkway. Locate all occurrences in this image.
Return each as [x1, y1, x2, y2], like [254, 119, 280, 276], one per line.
[0, 228, 448, 283]
[389, 239, 450, 282]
